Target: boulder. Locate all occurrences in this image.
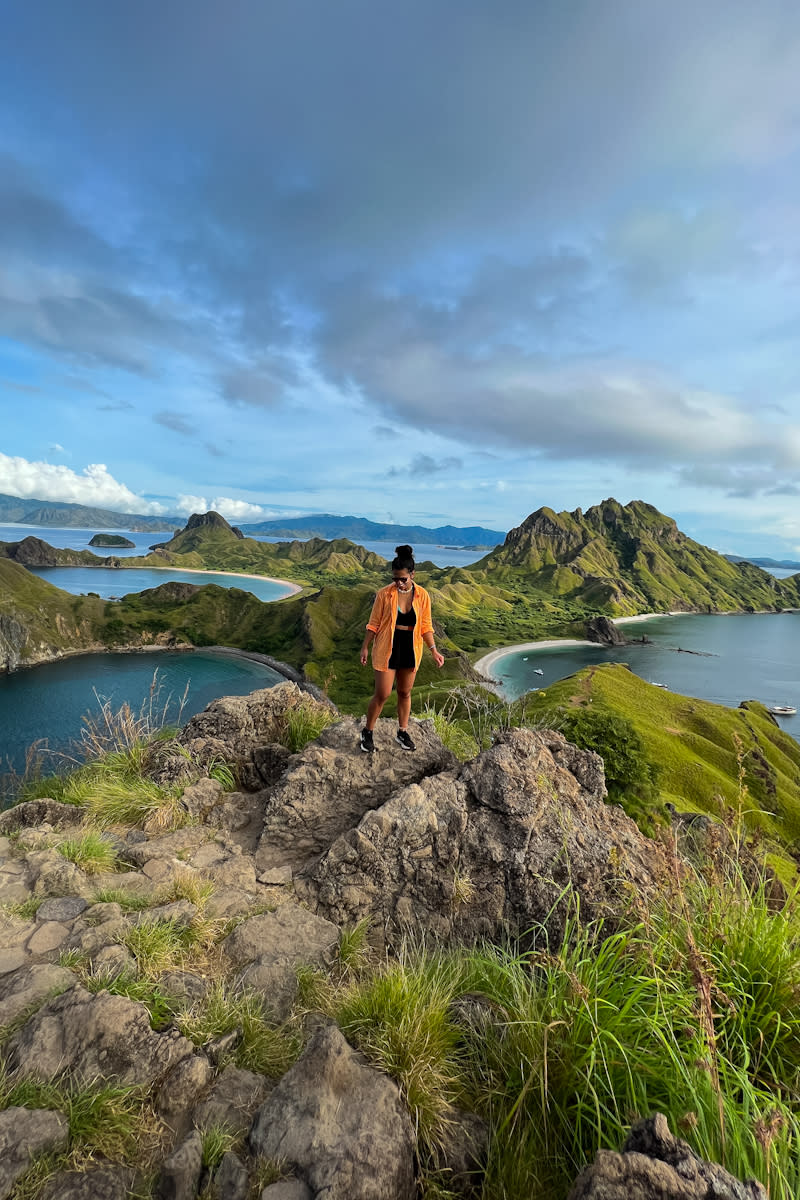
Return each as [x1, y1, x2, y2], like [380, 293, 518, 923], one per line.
[0, 1107, 69, 1199]
[160, 682, 336, 792]
[0, 963, 76, 1028]
[305, 728, 670, 946]
[41, 1166, 137, 1200]
[255, 717, 458, 872]
[249, 1024, 416, 1200]
[157, 1129, 203, 1200]
[6, 986, 194, 1086]
[585, 615, 627, 645]
[566, 1113, 767, 1199]
[223, 904, 339, 972]
[192, 1065, 271, 1137]
[211, 1152, 249, 1200]
[0, 799, 84, 835]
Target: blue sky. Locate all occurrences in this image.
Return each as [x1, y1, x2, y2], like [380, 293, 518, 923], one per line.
[2, 1, 800, 554]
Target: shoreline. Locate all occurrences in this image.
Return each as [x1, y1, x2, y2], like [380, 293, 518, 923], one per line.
[472, 611, 681, 684]
[28, 562, 303, 598]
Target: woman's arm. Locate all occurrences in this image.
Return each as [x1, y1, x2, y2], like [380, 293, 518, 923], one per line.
[422, 630, 445, 668]
[360, 629, 376, 666]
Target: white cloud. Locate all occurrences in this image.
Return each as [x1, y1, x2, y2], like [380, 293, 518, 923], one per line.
[0, 452, 164, 513]
[175, 493, 266, 521]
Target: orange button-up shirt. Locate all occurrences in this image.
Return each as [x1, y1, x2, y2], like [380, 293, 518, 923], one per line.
[366, 582, 434, 671]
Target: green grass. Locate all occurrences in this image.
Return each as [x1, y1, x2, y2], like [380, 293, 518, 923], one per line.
[119, 917, 200, 977]
[177, 981, 301, 1079]
[83, 971, 180, 1031]
[282, 701, 337, 752]
[56, 830, 119, 874]
[293, 869, 800, 1199]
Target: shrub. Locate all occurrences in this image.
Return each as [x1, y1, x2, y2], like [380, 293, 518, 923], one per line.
[557, 707, 661, 806]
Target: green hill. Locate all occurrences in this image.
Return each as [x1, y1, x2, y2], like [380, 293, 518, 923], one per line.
[479, 498, 800, 615]
[518, 662, 800, 874]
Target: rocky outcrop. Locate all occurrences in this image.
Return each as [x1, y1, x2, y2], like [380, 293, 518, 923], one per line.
[249, 1024, 417, 1200]
[301, 726, 669, 946]
[6, 987, 195, 1085]
[567, 1113, 767, 1199]
[586, 615, 627, 645]
[0, 1107, 69, 1199]
[256, 717, 458, 872]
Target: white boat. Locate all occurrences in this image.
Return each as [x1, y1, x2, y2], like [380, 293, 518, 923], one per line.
[533, 668, 544, 675]
[522, 657, 528, 661]
[768, 704, 797, 716]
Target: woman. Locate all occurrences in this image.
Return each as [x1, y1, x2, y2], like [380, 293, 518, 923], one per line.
[359, 545, 444, 752]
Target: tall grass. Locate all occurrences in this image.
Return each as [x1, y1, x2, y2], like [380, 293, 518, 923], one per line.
[316, 871, 800, 1199]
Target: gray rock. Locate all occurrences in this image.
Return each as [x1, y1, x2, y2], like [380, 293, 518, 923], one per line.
[249, 1024, 416, 1200]
[260, 1184, 312, 1200]
[67, 917, 129, 957]
[223, 904, 339, 971]
[239, 960, 298, 1021]
[6, 985, 194, 1086]
[0, 1107, 69, 1200]
[0, 799, 84, 835]
[585, 615, 627, 645]
[25, 919, 70, 954]
[158, 970, 210, 1007]
[91, 944, 135, 979]
[257, 866, 293, 886]
[180, 776, 225, 819]
[36, 896, 88, 923]
[85, 901, 124, 924]
[255, 717, 457, 872]
[212, 1152, 249, 1200]
[124, 828, 210, 868]
[158, 1053, 214, 1124]
[171, 682, 333, 792]
[132, 899, 197, 929]
[430, 1110, 488, 1198]
[157, 1129, 204, 1200]
[193, 1065, 271, 1137]
[40, 1166, 137, 1199]
[566, 1113, 767, 1199]
[306, 728, 670, 946]
[0, 962, 75, 1027]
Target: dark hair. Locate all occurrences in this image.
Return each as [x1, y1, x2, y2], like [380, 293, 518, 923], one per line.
[392, 544, 415, 572]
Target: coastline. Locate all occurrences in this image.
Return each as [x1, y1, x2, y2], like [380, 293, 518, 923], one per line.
[27, 561, 303, 598]
[472, 611, 680, 684]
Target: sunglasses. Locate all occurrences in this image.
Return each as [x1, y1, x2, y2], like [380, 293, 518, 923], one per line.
[392, 575, 410, 583]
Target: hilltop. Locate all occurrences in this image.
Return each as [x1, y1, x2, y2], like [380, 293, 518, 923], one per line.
[479, 497, 800, 614]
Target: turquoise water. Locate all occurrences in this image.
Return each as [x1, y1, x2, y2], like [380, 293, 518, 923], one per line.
[26, 564, 294, 603]
[491, 612, 800, 740]
[0, 651, 283, 779]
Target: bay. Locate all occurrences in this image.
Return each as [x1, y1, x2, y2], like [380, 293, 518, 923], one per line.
[0, 650, 283, 780]
[25, 565, 295, 603]
[491, 612, 800, 741]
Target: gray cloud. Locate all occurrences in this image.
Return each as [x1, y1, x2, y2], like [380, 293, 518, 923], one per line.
[154, 411, 194, 435]
[388, 454, 463, 478]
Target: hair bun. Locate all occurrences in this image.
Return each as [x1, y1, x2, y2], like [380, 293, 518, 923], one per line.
[395, 544, 414, 558]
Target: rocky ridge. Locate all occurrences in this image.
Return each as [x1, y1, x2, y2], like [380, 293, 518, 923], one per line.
[0, 682, 767, 1198]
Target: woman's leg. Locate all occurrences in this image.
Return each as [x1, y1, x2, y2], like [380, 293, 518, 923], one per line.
[365, 669, 395, 729]
[395, 667, 417, 730]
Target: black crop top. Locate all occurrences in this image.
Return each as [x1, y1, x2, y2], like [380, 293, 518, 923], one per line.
[395, 606, 416, 631]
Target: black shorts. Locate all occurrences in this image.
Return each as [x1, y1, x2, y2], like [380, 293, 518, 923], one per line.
[388, 630, 415, 670]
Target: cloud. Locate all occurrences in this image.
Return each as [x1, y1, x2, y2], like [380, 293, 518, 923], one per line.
[48, 442, 65, 454]
[0, 452, 164, 513]
[174, 493, 266, 521]
[1, 377, 40, 394]
[389, 454, 462, 478]
[154, 410, 194, 435]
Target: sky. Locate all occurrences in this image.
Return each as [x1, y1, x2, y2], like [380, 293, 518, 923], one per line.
[2, 1, 800, 555]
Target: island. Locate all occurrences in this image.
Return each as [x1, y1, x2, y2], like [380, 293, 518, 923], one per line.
[88, 533, 136, 548]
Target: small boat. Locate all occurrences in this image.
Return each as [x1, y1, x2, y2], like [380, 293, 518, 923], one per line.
[768, 705, 797, 716]
[522, 657, 528, 661]
[651, 682, 669, 689]
[533, 668, 544, 676]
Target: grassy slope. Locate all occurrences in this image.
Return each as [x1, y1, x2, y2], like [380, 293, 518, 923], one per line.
[521, 663, 800, 857]
[0, 560, 108, 656]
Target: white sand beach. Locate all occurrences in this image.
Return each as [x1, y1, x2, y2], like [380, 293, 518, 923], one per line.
[472, 612, 679, 683]
[149, 566, 303, 596]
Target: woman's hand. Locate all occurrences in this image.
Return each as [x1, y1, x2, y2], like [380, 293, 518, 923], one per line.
[432, 649, 445, 669]
[360, 646, 369, 666]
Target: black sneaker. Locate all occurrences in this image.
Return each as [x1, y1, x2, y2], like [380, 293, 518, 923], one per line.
[396, 728, 416, 752]
[360, 728, 375, 754]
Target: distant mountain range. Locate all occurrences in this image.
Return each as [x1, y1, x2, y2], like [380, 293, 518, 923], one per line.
[0, 493, 181, 533]
[724, 553, 800, 570]
[0, 495, 504, 546]
[239, 514, 506, 546]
